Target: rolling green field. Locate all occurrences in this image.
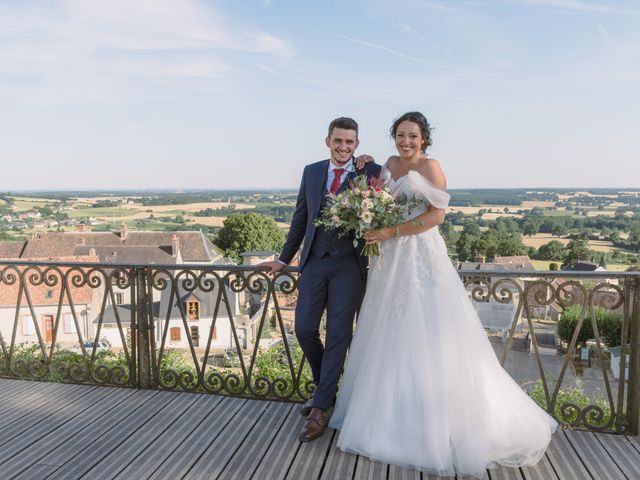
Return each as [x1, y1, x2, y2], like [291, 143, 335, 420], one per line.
[67, 207, 135, 218]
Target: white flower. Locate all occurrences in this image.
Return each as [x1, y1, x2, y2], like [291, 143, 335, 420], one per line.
[361, 199, 374, 211]
[331, 214, 341, 223]
[361, 210, 373, 224]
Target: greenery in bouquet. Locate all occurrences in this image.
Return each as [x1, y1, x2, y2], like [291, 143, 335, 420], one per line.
[315, 174, 423, 256]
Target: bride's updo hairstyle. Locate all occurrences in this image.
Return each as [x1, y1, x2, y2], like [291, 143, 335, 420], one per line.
[390, 111, 433, 153]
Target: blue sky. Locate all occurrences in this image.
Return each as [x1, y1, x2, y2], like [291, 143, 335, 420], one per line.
[0, 0, 638, 190]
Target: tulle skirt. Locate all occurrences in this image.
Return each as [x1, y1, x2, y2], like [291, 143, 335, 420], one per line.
[329, 228, 557, 478]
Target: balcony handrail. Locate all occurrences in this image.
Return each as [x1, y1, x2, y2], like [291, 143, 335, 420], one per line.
[1, 259, 637, 278]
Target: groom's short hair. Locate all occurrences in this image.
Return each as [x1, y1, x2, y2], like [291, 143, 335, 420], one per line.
[328, 117, 358, 138]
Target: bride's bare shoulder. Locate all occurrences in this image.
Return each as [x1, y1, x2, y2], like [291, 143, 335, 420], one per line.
[415, 157, 447, 190]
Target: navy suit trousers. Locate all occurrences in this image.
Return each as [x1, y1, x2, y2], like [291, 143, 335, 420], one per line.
[294, 251, 365, 411]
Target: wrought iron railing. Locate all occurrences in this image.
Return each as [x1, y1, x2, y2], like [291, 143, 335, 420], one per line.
[0, 260, 638, 434]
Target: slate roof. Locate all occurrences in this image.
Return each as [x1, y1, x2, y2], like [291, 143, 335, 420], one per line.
[0, 255, 98, 306]
[10, 230, 223, 264]
[0, 241, 26, 259]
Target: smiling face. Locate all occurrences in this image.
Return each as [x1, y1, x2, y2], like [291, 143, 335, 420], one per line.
[325, 127, 359, 166]
[394, 120, 423, 160]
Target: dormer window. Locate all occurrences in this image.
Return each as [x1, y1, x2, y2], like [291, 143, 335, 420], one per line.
[187, 301, 200, 320]
[46, 290, 54, 299]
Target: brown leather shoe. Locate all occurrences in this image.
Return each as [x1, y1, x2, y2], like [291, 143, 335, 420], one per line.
[299, 408, 328, 442]
[300, 397, 314, 416]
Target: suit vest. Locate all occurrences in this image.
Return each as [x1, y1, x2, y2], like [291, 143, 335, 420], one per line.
[309, 183, 356, 259]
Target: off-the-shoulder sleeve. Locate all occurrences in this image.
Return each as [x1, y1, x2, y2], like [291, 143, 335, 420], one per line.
[408, 170, 450, 209]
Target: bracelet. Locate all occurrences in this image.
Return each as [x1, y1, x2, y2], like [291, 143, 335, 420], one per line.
[395, 225, 401, 238]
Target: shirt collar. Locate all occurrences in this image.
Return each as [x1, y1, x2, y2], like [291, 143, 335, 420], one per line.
[328, 158, 354, 174]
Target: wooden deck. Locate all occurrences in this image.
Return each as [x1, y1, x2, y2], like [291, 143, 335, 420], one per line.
[0, 379, 639, 480]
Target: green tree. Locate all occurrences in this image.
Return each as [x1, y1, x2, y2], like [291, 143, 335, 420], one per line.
[563, 238, 592, 267]
[536, 240, 566, 261]
[496, 233, 527, 257]
[629, 224, 640, 252]
[215, 212, 285, 262]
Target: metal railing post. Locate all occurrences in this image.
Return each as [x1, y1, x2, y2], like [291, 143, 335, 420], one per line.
[627, 275, 640, 435]
[136, 267, 152, 389]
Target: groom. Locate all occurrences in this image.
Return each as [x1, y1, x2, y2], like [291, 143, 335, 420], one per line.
[261, 117, 381, 442]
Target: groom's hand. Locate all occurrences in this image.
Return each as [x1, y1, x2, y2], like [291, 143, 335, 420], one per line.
[258, 260, 284, 276]
[355, 154, 375, 169]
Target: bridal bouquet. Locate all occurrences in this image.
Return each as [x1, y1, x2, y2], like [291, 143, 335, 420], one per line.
[315, 174, 422, 257]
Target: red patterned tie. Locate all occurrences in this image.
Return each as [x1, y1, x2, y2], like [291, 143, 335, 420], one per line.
[330, 168, 345, 194]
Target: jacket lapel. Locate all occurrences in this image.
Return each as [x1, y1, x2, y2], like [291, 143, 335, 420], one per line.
[311, 160, 330, 217]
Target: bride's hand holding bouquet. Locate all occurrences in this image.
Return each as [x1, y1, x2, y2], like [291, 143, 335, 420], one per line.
[315, 174, 420, 256]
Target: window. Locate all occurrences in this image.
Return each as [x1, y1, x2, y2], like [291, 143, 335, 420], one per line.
[190, 326, 199, 347]
[45, 290, 54, 299]
[22, 315, 35, 336]
[115, 293, 124, 305]
[187, 301, 199, 320]
[63, 313, 76, 334]
[170, 327, 181, 342]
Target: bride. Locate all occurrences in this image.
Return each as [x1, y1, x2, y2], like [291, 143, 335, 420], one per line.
[329, 111, 557, 478]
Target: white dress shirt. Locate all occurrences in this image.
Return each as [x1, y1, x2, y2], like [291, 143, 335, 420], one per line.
[326, 158, 355, 192]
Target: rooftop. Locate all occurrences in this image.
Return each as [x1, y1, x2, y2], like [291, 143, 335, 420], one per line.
[0, 230, 224, 264]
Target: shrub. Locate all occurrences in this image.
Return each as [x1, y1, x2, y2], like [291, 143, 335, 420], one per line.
[557, 305, 624, 347]
[527, 379, 612, 429]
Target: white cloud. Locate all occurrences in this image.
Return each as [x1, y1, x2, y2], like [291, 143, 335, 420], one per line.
[333, 34, 439, 66]
[0, 0, 295, 105]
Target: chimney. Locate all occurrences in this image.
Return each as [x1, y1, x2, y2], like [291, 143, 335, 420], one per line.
[473, 255, 486, 263]
[120, 223, 127, 240]
[172, 234, 180, 257]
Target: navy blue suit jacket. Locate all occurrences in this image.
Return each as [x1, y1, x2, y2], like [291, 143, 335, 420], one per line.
[279, 158, 382, 276]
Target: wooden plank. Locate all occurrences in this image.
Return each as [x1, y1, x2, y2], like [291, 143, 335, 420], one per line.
[145, 396, 247, 480]
[353, 456, 387, 480]
[215, 402, 295, 480]
[0, 381, 67, 417]
[285, 424, 335, 480]
[424, 472, 454, 480]
[0, 379, 40, 401]
[625, 435, 640, 454]
[10, 388, 149, 480]
[594, 433, 640, 479]
[520, 453, 560, 480]
[457, 471, 489, 480]
[488, 466, 524, 480]
[0, 384, 108, 458]
[43, 390, 176, 480]
[68, 390, 200, 480]
[320, 430, 358, 480]
[183, 399, 273, 480]
[0, 387, 135, 479]
[0, 383, 98, 448]
[250, 400, 307, 480]
[563, 430, 626, 480]
[110, 392, 224, 480]
[545, 430, 592, 480]
[388, 463, 421, 480]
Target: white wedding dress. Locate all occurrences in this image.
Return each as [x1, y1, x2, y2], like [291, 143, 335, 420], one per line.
[329, 170, 558, 478]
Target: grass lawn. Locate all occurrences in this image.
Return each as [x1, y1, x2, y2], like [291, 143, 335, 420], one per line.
[11, 199, 61, 211]
[530, 260, 561, 270]
[67, 207, 137, 218]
